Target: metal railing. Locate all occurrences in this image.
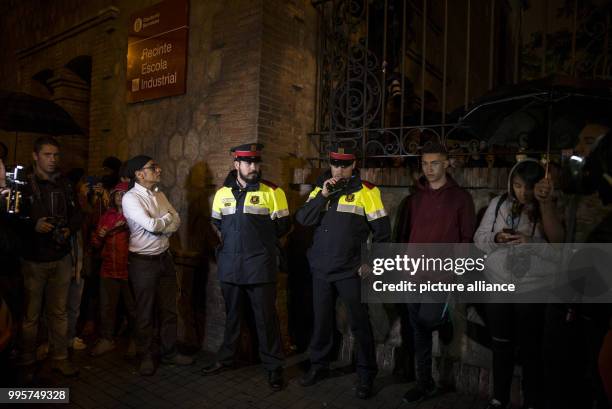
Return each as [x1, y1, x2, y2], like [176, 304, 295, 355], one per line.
[309, 0, 612, 164]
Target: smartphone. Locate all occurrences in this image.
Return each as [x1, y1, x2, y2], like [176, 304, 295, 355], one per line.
[502, 228, 517, 235]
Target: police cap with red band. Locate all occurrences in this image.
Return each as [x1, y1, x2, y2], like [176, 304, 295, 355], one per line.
[329, 143, 356, 161]
[230, 143, 264, 162]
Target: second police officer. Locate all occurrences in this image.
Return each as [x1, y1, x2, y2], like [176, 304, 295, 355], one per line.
[295, 145, 391, 399]
[202, 143, 291, 391]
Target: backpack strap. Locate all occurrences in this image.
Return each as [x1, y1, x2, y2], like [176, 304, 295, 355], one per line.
[491, 193, 508, 232]
[490, 193, 539, 237]
[26, 173, 43, 206]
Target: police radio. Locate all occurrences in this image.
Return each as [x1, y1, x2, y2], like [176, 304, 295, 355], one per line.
[325, 178, 348, 195]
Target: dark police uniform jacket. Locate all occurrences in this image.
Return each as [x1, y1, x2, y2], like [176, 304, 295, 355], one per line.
[295, 170, 391, 282]
[211, 170, 291, 284]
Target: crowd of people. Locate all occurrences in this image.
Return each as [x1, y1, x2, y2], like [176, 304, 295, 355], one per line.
[0, 138, 192, 381]
[0, 136, 611, 409]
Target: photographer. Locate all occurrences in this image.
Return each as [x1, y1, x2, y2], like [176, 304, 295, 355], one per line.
[0, 157, 17, 289]
[0, 157, 8, 200]
[78, 158, 121, 228]
[18, 136, 82, 380]
[77, 156, 121, 342]
[1, 157, 21, 385]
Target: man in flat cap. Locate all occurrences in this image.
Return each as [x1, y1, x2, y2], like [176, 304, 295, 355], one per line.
[202, 143, 291, 391]
[122, 155, 193, 376]
[295, 144, 391, 399]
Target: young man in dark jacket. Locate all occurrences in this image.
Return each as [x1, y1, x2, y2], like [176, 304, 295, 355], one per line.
[295, 145, 391, 399]
[397, 143, 476, 404]
[18, 136, 82, 380]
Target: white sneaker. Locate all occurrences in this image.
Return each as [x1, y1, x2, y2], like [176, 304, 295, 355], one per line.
[485, 399, 504, 409]
[90, 338, 115, 356]
[72, 337, 87, 350]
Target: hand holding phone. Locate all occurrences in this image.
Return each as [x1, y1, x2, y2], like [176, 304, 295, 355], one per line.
[496, 228, 518, 243]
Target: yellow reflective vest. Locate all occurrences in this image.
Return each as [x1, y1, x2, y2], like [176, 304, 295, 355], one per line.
[295, 170, 391, 281]
[211, 170, 291, 284]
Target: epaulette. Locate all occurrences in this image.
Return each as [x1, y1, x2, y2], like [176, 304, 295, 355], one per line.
[260, 179, 278, 190]
[361, 180, 376, 189]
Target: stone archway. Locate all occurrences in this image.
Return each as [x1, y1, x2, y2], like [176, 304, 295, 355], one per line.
[14, 7, 120, 174]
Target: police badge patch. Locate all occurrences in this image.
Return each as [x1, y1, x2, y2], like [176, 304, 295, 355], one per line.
[345, 194, 355, 202]
[250, 195, 260, 204]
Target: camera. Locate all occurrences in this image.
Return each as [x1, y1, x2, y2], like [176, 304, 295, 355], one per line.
[46, 216, 68, 246]
[86, 175, 100, 189]
[4, 165, 27, 214]
[325, 178, 348, 195]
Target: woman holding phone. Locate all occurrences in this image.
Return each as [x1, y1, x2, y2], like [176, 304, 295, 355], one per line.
[474, 158, 564, 409]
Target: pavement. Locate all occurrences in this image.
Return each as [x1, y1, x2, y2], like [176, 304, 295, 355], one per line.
[11, 342, 487, 409]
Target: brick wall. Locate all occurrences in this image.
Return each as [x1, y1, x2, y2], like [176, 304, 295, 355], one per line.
[0, 1, 120, 174]
[257, 0, 317, 181]
[121, 0, 267, 351]
[0, 0, 317, 354]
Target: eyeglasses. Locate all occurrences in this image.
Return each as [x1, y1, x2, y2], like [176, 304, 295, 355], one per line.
[330, 160, 354, 168]
[141, 164, 161, 172]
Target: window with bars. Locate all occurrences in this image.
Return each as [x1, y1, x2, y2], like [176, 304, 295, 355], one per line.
[309, 0, 612, 168]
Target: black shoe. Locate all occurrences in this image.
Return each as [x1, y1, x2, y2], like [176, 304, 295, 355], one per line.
[402, 383, 439, 404]
[355, 378, 373, 399]
[161, 353, 195, 366]
[17, 364, 36, 385]
[138, 356, 156, 376]
[268, 368, 284, 391]
[299, 367, 329, 387]
[201, 361, 232, 376]
[51, 359, 80, 377]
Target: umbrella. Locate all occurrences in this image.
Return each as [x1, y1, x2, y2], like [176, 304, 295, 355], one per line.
[0, 90, 84, 135]
[448, 76, 612, 154]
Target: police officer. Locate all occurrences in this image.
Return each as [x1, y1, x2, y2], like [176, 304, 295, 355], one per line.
[295, 145, 391, 399]
[202, 143, 291, 391]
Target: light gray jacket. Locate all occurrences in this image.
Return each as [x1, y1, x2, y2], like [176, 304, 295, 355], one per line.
[474, 160, 559, 292]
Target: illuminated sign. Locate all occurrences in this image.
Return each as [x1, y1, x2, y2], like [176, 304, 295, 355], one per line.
[127, 0, 189, 103]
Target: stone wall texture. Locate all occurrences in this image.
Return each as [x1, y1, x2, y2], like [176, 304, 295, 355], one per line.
[0, 0, 317, 250]
[0, 0, 317, 354]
